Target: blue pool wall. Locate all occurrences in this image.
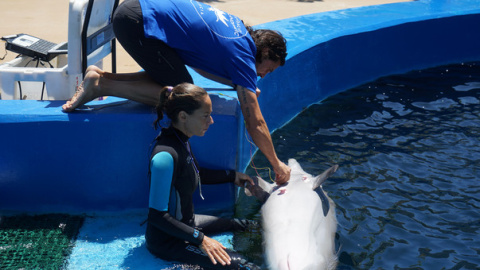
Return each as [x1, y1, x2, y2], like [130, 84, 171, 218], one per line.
[0, 95, 240, 213]
[1, 0, 480, 213]
[254, 0, 480, 138]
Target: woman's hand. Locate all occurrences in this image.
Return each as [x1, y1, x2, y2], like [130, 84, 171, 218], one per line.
[199, 236, 231, 266]
[234, 172, 254, 187]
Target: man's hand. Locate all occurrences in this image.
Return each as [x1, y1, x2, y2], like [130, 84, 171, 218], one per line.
[255, 88, 261, 97]
[274, 161, 291, 185]
[199, 236, 231, 266]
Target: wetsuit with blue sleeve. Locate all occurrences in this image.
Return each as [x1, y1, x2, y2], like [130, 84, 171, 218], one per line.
[146, 126, 260, 269]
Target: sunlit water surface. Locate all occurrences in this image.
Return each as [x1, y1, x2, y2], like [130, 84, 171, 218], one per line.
[237, 62, 480, 269]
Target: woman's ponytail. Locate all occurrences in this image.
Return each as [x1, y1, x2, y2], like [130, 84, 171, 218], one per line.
[153, 86, 173, 129]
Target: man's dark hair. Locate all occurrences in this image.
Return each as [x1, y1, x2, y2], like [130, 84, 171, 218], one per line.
[246, 27, 287, 66]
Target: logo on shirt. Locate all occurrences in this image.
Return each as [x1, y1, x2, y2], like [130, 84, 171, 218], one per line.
[191, 0, 247, 39]
[209, 7, 228, 27]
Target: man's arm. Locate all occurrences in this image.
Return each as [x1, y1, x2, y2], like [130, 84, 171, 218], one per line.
[236, 85, 291, 184]
[192, 67, 290, 182]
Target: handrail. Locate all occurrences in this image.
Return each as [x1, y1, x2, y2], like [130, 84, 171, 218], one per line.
[81, 0, 119, 77]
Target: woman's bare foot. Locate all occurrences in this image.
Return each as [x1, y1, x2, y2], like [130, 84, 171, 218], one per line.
[62, 66, 103, 112]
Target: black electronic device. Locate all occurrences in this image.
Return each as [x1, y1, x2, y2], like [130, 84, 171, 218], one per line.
[2, 34, 67, 62]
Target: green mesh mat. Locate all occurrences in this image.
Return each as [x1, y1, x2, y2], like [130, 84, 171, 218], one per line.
[0, 214, 84, 270]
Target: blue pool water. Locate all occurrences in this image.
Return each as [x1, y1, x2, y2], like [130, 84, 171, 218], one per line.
[242, 62, 480, 269]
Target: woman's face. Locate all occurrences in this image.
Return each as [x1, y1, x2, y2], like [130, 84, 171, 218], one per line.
[183, 95, 214, 137]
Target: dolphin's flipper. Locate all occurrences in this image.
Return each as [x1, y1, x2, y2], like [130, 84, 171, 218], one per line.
[312, 165, 339, 189]
[314, 187, 330, 216]
[312, 165, 339, 217]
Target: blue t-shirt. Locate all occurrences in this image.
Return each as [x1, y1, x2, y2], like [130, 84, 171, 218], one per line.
[139, 0, 257, 92]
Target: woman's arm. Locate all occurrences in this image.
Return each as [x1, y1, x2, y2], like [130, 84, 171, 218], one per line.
[199, 167, 254, 187]
[198, 167, 235, 185]
[149, 151, 204, 244]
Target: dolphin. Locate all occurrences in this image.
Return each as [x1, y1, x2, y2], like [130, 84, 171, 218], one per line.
[245, 158, 339, 270]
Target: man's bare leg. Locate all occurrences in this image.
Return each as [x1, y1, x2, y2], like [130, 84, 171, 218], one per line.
[62, 65, 163, 112]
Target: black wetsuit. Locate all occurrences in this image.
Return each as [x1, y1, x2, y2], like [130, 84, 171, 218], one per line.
[146, 126, 259, 269]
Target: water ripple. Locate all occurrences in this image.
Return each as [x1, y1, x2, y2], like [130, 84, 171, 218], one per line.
[244, 62, 480, 269]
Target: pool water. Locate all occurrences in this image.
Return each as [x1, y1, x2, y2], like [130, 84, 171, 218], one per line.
[241, 62, 480, 269]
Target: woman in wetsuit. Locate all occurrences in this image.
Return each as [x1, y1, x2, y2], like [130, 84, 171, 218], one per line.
[147, 82, 260, 269]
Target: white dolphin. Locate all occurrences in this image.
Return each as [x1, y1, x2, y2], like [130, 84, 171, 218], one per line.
[245, 158, 339, 270]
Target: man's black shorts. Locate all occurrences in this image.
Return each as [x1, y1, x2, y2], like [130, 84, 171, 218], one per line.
[112, 0, 193, 86]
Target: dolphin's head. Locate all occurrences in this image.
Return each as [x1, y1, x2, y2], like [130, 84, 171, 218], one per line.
[287, 158, 314, 184]
[261, 159, 339, 270]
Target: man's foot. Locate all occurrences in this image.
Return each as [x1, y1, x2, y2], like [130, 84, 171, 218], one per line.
[62, 66, 103, 112]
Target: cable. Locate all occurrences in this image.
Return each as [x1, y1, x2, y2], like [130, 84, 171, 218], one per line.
[0, 41, 7, 60]
[215, 91, 275, 181]
[15, 58, 38, 100]
[244, 123, 274, 182]
[17, 81, 23, 100]
[15, 57, 54, 100]
[40, 82, 46, 100]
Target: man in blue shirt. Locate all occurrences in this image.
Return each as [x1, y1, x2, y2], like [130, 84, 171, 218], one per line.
[62, 0, 291, 184]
